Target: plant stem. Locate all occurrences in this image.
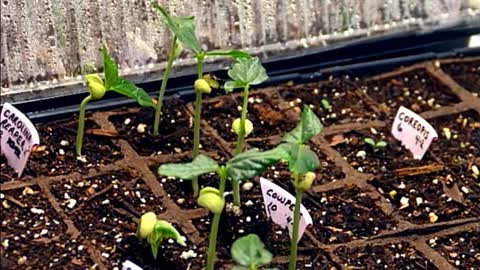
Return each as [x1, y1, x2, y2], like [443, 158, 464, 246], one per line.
[206, 167, 226, 270]
[153, 37, 177, 136]
[75, 95, 92, 156]
[232, 85, 249, 206]
[191, 57, 204, 197]
[288, 188, 302, 270]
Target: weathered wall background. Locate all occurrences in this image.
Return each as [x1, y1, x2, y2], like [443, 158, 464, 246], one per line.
[0, 0, 476, 102]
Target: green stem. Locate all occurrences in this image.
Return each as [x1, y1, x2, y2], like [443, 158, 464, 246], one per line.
[249, 264, 255, 270]
[75, 95, 92, 156]
[288, 188, 302, 270]
[232, 85, 249, 206]
[206, 167, 227, 270]
[153, 37, 177, 136]
[192, 57, 204, 197]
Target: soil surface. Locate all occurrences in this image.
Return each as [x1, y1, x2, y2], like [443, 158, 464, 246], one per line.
[1, 57, 480, 270]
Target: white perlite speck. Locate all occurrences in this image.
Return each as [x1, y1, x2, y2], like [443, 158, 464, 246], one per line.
[137, 123, 147, 133]
[242, 182, 253, 191]
[180, 250, 198, 259]
[67, 199, 77, 209]
[399, 197, 409, 209]
[30, 208, 45, 214]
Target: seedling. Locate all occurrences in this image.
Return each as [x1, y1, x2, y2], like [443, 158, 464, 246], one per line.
[273, 105, 322, 270]
[363, 137, 387, 152]
[136, 212, 186, 259]
[320, 98, 331, 110]
[151, 6, 195, 136]
[152, 3, 250, 197]
[231, 234, 274, 270]
[158, 147, 287, 270]
[225, 57, 269, 206]
[75, 46, 155, 156]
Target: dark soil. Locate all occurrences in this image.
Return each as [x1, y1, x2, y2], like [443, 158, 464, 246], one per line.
[334, 242, 437, 270]
[441, 60, 480, 94]
[1, 57, 479, 269]
[0, 117, 122, 181]
[362, 69, 461, 117]
[429, 228, 480, 270]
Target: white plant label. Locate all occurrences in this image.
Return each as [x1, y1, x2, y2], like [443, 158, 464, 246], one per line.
[122, 260, 144, 270]
[260, 177, 313, 242]
[391, 106, 437, 160]
[0, 102, 40, 176]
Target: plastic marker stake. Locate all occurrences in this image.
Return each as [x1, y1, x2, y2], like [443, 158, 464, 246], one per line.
[0, 102, 40, 176]
[122, 260, 144, 270]
[260, 177, 313, 242]
[391, 106, 438, 160]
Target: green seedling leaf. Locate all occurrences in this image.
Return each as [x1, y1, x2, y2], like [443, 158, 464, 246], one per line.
[147, 220, 186, 259]
[204, 49, 250, 59]
[231, 234, 272, 268]
[110, 78, 155, 109]
[225, 147, 288, 183]
[99, 46, 119, 89]
[278, 143, 319, 176]
[363, 137, 375, 146]
[282, 105, 322, 144]
[226, 57, 268, 88]
[152, 3, 201, 54]
[158, 154, 219, 180]
[100, 46, 155, 108]
[376, 140, 387, 148]
[320, 98, 331, 110]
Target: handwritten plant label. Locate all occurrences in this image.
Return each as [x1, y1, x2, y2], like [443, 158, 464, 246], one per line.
[391, 106, 437, 160]
[0, 102, 39, 176]
[260, 177, 313, 242]
[122, 260, 144, 270]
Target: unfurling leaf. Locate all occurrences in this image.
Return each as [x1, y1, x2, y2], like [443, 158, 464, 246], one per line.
[227, 57, 268, 87]
[152, 3, 201, 54]
[158, 155, 219, 180]
[110, 78, 155, 109]
[99, 45, 118, 89]
[231, 234, 272, 268]
[99, 46, 155, 109]
[282, 105, 322, 144]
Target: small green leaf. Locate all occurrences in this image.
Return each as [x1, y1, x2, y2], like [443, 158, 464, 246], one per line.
[147, 220, 185, 259]
[225, 148, 288, 183]
[232, 266, 249, 270]
[227, 57, 268, 87]
[320, 98, 331, 110]
[376, 140, 387, 148]
[363, 137, 375, 146]
[224, 80, 244, 93]
[204, 49, 250, 60]
[99, 45, 118, 89]
[152, 3, 201, 54]
[282, 105, 322, 144]
[231, 234, 272, 267]
[278, 143, 319, 176]
[110, 78, 155, 109]
[158, 155, 219, 180]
